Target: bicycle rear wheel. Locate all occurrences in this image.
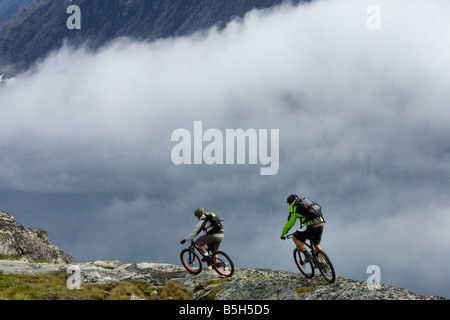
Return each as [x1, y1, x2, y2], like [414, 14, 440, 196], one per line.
[212, 251, 234, 277]
[293, 248, 314, 278]
[180, 249, 202, 274]
[315, 250, 336, 283]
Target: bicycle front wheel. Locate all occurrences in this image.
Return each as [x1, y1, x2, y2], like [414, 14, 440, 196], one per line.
[180, 249, 202, 274]
[212, 251, 234, 277]
[293, 248, 314, 278]
[315, 250, 336, 283]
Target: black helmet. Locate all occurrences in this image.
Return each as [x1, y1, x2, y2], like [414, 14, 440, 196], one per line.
[287, 194, 298, 204]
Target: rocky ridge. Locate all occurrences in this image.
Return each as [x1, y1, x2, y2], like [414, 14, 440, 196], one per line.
[0, 211, 446, 300]
[0, 211, 75, 264]
[0, 259, 446, 300]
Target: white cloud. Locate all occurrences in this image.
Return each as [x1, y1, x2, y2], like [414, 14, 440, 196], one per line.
[1, 0, 449, 297]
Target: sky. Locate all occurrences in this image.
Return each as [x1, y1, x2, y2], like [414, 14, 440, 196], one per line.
[1, 0, 450, 298]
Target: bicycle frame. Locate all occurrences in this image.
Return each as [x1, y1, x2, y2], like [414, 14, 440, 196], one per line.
[189, 241, 213, 257]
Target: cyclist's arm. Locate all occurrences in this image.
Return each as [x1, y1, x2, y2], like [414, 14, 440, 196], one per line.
[281, 212, 297, 238]
[184, 218, 207, 241]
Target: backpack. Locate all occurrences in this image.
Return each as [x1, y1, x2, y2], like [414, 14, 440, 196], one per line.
[297, 197, 326, 224]
[204, 212, 223, 234]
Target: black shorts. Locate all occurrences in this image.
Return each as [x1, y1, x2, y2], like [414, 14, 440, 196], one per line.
[294, 226, 323, 245]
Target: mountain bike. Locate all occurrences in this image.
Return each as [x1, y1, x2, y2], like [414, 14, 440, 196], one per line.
[180, 241, 234, 277]
[286, 233, 336, 283]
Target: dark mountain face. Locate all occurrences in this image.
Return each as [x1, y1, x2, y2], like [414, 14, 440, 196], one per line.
[0, 0, 307, 75]
[0, 0, 34, 26]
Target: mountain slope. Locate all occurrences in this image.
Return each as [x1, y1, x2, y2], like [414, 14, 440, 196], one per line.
[0, 0, 307, 75]
[0, 0, 34, 26]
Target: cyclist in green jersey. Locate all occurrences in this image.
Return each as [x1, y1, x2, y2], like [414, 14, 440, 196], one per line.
[280, 194, 325, 262]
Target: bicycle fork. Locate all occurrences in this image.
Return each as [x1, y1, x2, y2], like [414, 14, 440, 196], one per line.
[188, 251, 195, 265]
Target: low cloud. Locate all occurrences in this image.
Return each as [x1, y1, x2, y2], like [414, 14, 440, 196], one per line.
[0, 0, 449, 297]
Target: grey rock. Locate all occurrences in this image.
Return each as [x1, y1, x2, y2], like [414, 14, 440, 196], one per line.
[0, 211, 76, 264]
[0, 211, 445, 300]
[0, 259, 446, 300]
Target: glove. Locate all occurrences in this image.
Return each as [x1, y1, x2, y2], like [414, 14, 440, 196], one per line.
[180, 239, 186, 244]
[280, 236, 286, 240]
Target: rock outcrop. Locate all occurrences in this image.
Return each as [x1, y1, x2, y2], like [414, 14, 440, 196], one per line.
[0, 259, 446, 300]
[0, 211, 446, 300]
[0, 211, 76, 264]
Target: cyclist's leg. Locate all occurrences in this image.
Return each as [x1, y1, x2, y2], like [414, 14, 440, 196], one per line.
[209, 233, 223, 253]
[310, 226, 325, 262]
[311, 225, 323, 248]
[293, 229, 311, 256]
[292, 234, 307, 252]
[195, 235, 211, 256]
[196, 234, 223, 259]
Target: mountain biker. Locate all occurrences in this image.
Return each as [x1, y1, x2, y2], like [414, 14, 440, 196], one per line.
[280, 194, 325, 262]
[180, 208, 224, 262]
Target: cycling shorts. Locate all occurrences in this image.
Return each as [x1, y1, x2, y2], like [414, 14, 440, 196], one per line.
[195, 233, 224, 253]
[294, 225, 323, 245]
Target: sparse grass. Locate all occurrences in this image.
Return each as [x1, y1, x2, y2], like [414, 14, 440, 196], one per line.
[0, 271, 192, 300]
[203, 278, 230, 286]
[159, 280, 193, 300]
[243, 276, 264, 281]
[0, 254, 26, 261]
[295, 285, 315, 294]
[205, 286, 225, 300]
[197, 279, 226, 300]
[0, 254, 48, 263]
